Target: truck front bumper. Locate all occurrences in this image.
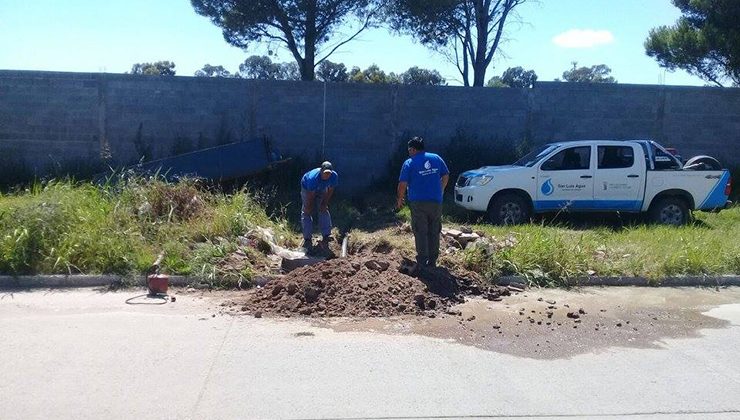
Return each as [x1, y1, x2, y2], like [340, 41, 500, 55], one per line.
[454, 186, 488, 212]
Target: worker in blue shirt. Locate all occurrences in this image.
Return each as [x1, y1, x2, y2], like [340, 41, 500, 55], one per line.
[396, 137, 449, 268]
[300, 161, 338, 249]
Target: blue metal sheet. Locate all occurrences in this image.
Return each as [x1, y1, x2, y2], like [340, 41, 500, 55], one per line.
[135, 139, 280, 180]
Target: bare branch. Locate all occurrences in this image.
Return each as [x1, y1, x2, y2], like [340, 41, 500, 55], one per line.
[484, 1, 515, 65]
[316, 11, 375, 66]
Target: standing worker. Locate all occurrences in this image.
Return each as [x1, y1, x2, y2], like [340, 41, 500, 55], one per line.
[301, 161, 338, 250]
[396, 137, 449, 268]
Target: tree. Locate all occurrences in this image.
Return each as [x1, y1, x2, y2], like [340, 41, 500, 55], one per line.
[399, 66, 446, 85]
[278, 61, 301, 80]
[238, 55, 280, 79]
[388, 0, 529, 87]
[316, 60, 349, 82]
[194, 64, 233, 77]
[645, 0, 740, 87]
[486, 66, 537, 87]
[485, 76, 507, 87]
[349, 64, 400, 84]
[191, 0, 384, 81]
[129, 61, 176, 76]
[237, 55, 300, 80]
[559, 62, 616, 83]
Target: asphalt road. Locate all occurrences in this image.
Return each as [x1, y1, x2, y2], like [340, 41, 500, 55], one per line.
[1, 287, 739, 420]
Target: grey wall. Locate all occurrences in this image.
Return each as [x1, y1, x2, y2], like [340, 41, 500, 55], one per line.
[1, 70, 739, 189]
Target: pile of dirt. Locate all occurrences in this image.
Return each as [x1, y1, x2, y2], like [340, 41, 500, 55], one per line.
[238, 251, 510, 318]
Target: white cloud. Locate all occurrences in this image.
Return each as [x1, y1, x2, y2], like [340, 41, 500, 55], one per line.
[552, 29, 615, 48]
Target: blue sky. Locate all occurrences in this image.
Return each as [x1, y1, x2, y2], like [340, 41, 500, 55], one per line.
[0, 0, 705, 86]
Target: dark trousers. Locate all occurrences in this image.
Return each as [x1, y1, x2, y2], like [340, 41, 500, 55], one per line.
[409, 201, 442, 266]
[300, 189, 332, 241]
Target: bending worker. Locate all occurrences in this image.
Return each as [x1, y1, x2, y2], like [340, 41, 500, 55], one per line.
[300, 161, 338, 249]
[396, 137, 449, 268]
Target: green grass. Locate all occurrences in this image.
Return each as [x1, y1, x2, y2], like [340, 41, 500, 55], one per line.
[0, 177, 291, 287]
[1, 177, 737, 288]
[455, 207, 740, 286]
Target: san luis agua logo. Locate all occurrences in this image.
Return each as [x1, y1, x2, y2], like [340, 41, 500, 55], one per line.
[541, 179, 554, 196]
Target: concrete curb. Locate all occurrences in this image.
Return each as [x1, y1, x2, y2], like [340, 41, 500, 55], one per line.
[497, 275, 740, 287]
[0, 275, 197, 289]
[1, 274, 739, 289]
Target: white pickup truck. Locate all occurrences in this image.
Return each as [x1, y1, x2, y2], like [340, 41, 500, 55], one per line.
[454, 140, 732, 225]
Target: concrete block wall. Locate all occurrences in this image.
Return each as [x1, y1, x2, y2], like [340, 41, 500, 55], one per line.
[0, 71, 101, 172]
[0, 70, 738, 190]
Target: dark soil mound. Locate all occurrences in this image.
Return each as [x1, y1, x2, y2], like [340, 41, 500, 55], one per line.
[240, 252, 509, 317]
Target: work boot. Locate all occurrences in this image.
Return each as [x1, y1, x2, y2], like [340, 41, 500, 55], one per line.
[301, 238, 313, 252]
[400, 259, 420, 277]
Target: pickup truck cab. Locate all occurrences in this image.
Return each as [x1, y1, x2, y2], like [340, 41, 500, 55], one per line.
[454, 140, 732, 225]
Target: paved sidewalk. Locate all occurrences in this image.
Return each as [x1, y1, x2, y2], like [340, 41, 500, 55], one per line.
[1, 288, 739, 419]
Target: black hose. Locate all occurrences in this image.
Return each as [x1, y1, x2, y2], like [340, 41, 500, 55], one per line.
[125, 293, 169, 305]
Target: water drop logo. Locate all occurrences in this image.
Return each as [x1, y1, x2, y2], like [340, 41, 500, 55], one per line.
[541, 179, 554, 196]
[424, 160, 431, 170]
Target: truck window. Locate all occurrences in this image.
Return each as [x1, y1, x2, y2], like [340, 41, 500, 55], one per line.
[598, 146, 634, 169]
[541, 146, 591, 171]
[651, 142, 682, 170]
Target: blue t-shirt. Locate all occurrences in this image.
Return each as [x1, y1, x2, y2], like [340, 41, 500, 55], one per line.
[399, 152, 449, 203]
[301, 168, 338, 192]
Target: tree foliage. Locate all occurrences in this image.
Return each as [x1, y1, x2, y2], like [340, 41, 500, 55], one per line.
[559, 62, 616, 83]
[485, 76, 507, 87]
[191, 0, 384, 81]
[387, 0, 529, 86]
[345, 64, 447, 85]
[237, 55, 300, 80]
[316, 60, 349, 82]
[399, 66, 447, 85]
[486, 66, 537, 87]
[129, 61, 176, 76]
[194, 64, 233, 77]
[349, 64, 400, 84]
[645, 0, 740, 87]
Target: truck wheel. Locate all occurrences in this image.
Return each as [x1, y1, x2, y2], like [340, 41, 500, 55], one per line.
[650, 197, 690, 226]
[489, 194, 531, 225]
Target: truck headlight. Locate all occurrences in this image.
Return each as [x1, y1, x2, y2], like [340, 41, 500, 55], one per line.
[469, 175, 493, 186]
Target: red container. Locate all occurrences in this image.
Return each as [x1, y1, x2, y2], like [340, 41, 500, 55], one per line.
[147, 274, 169, 295]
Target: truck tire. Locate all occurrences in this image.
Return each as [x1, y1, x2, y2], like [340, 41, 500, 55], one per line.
[683, 155, 722, 171]
[488, 193, 531, 225]
[649, 197, 690, 226]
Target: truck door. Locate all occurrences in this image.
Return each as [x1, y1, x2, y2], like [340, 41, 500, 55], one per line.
[592, 144, 644, 211]
[536, 145, 594, 211]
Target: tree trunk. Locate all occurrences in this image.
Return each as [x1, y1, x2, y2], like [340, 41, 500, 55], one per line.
[301, 59, 315, 81]
[472, 62, 487, 87]
[301, 0, 317, 81]
[472, 0, 489, 86]
[462, 44, 470, 86]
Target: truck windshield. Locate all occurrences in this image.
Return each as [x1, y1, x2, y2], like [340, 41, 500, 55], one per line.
[513, 144, 559, 167]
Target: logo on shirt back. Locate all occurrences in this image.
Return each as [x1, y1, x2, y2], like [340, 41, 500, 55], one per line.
[418, 159, 438, 176]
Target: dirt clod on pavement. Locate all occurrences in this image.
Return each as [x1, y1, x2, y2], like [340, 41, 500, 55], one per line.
[239, 251, 509, 317]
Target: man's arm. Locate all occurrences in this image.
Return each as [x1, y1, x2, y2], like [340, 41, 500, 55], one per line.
[441, 174, 449, 192]
[396, 181, 408, 209]
[303, 190, 316, 213]
[320, 187, 334, 211]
